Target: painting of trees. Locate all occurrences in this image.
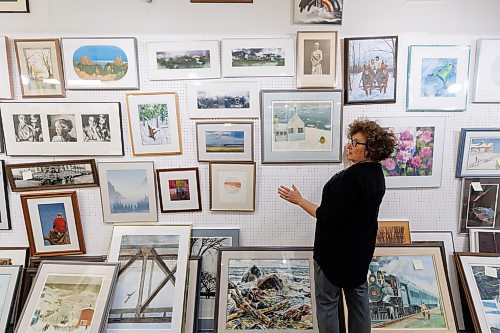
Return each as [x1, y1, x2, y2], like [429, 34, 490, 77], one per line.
[138, 103, 170, 145]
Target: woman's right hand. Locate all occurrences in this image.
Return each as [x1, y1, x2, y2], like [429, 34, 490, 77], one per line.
[277, 185, 303, 205]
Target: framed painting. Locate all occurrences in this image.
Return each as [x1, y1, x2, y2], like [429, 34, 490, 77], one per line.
[107, 224, 191, 333]
[261, 89, 343, 163]
[14, 38, 65, 98]
[470, 229, 500, 253]
[472, 39, 500, 103]
[0, 266, 22, 333]
[20, 191, 86, 257]
[157, 167, 202, 212]
[98, 162, 157, 223]
[6, 159, 99, 192]
[215, 247, 318, 333]
[191, 0, 252, 2]
[293, 0, 342, 24]
[455, 252, 500, 333]
[61, 37, 139, 90]
[459, 177, 500, 234]
[376, 116, 445, 188]
[209, 162, 255, 211]
[188, 80, 259, 119]
[0, 102, 124, 156]
[184, 256, 202, 333]
[376, 220, 411, 245]
[15, 261, 119, 333]
[147, 40, 220, 80]
[344, 36, 398, 104]
[196, 122, 253, 162]
[0, 247, 29, 267]
[0, 36, 14, 100]
[406, 45, 470, 111]
[456, 128, 500, 177]
[0, 161, 11, 230]
[190, 228, 239, 331]
[126, 92, 182, 156]
[0, 0, 28, 12]
[221, 38, 295, 77]
[296, 31, 338, 88]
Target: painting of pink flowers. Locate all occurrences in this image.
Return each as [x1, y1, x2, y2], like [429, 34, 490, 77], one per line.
[381, 127, 435, 177]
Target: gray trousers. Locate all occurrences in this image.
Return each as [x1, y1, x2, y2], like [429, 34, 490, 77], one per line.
[314, 261, 371, 333]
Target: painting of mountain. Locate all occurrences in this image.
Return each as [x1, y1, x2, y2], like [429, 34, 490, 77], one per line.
[72, 45, 129, 81]
[106, 169, 150, 214]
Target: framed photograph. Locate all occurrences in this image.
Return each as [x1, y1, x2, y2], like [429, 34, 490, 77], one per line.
[184, 256, 202, 333]
[190, 228, 239, 331]
[472, 39, 500, 103]
[188, 80, 259, 119]
[406, 45, 470, 111]
[0, 266, 22, 333]
[296, 31, 338, 88]
[0, 102, 124, 156]
[147, 40, 220, 80]
[196, 122, 253, 162]
[376, 116, 445, 188]
[293, 0, 342, 24]
[98, 162, 157, 223]
[0, 37, 14, 100]
[261, 89, 343, 163]
[215, 247, 318, 332]
[6, 159, 98, 192]
[20, 191, 86, 257]
[61, 37, 139, 90]
[0, 161, 11, 231]
[14, 38, 65, 98]
[0, 0, 28, 12]
[15, 261, 119, 333]
[459, 178, 500, 234]
[456, 128, 500, 177]
[376, 220, 411, 245]
[107, 224, 191, 333]
[209, 162, 255, 211]
[344, 36, 398, 104]
[157, 167, 201, 212]
[470, 229, 500, 253]
[455, 252, 500, 333]
[126, 92, 182, 156]
[0, 247, 29, 267]
[221, 38, 294, 77]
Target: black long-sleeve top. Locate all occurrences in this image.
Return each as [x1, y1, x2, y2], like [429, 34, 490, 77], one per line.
[313, 162, 386, 288]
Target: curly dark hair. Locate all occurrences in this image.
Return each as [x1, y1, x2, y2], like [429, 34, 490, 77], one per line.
[348, 119, 395, 162]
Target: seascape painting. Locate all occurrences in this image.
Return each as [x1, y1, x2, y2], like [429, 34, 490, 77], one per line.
[420, 58, 457, 97]
[81, 114, 111, 142]
[368, 255, 446, 329]
[466, 184, 498, 229]
[271, 101, 332, 152]
[13, 114, 43, 142]
[197, 90, 250, 110]
[206, 131, 244, 153]
[37, 202, 70, 246]
[72, 45, 128, 81]
[106, 169, 150, 214]
[138, 103, 170, 145]
[21, 47, 58, 91]
[466, 138, 500, 171]
[470, 265, 500, 331]
[169, 179, 190, 201]
[231, 48, 285, 67]
[294, 0, 343, 24]
[225, 259, 313, 330]
[156, 50, 210, 69]
[28, 274, 103, 333]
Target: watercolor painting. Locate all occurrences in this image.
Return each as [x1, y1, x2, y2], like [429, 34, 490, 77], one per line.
[294, 0, 343, 24]
[72, 45, 128, 81]
[420, 58, 457, 97]
[106, 169, 150, 214]
[37, 202, 70, 246]
[470, 265, 500, 331]
[466, 138, 500, 171]
[13, 114, 43, 142]
[138, 103, 170, 146]
[21, 47, 58, 92]
[231, 48, 285, 67]
[466, 184, 499, 229]
[169, 179, 190, 201]
[0, 274, 11, 316]
[156, 50, 210, 69]
[206, 131, 244, 153]
[197, 90, 250, 110]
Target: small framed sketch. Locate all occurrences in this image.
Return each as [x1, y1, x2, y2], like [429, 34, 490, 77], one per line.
[98, 162, 158, 223]
[469, 229, 500, 253]
[157, 167, 202, 213]
[15, 261, 119, 333]
[376, 220, 411, 245]
[459, 178, 500, 234]
[473, 39, 500, 103]
[456, 128, 500, 177]
[6, 159, 99, 192]
[0, 102, 124, 156]
[221, 38, 294, 77]
[61, 37, 139, 90]
[20, 191, 86, 257]
[296, 31, 337, 88]
[0, 266, 22, 333]
[126, 92, 182, 156]
[293, 0, 342, 24]
[0, 161, 11, 230]
[188, 80, 259, 119]
[147, 40, 221, 80]
[209, 162, 255, 211]
[196, 122, 253, 162]
[0, 0, 29, 12]
[0, 37, 14, 100]
[407, 44, 470, 111]
[260, 90, 343, 163]
[14, 38, 65, 98]
[344, 36, 398, 104]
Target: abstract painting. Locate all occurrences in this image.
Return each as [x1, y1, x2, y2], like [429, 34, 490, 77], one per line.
[293, 0, 343, 24]
[157, 168, 201, 212]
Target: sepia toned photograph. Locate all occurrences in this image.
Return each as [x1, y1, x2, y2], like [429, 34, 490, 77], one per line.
[297, 31, 337, 88]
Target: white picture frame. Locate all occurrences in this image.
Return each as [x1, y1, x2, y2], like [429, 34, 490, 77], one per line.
[456, 128, 500, 178]
[0, 36, 13, 100]
[209, 162, 256, 211]
[188, 80, 259, 119]
[147, 40, 221, 80]
[472, 39, 500, 103]
[221, 38, 295, 77]
[0, 266, 22, 333]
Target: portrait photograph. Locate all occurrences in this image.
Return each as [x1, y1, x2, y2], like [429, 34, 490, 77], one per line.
[13, 113, 43, 142]
[81, 114, 111, 142]
[293, 0, 342, 24]
[297, 31, 337, 88]
[47, 114, 77, 142]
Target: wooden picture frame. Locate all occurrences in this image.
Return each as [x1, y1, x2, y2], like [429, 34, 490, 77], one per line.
[0, 161, 11, 230]
[0, 0, 29, 13]
[376, 220, 411, 245]
[20, 191, 86, 257]
[456, 128, 500, 177]
[0, 36, 14, 100]
[209, 162, 256, 211]
[157, 167, 202, 212]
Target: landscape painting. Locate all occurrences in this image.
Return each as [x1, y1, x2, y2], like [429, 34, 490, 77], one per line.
[37, 202, 70, 246]
[206, 131, 244, 153]
[293, 0, 343, 24]
[466, 184, 498, 229]
[138, 103, 170, 145]
[13, 114, 43, 142]
[466, 138, 500, 171]
[28, 274, 103, 332]
[197, 89, 250, 110]
[156, 50, 211, 69]
[231, 48, 285, 67]
[72, 45, 128, 81]
[420, 58, 457, 97]
[470, 264, 500, 331]
[106, 169, 150, 214]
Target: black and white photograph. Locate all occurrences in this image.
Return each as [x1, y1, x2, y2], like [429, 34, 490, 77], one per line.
[47, 114, 77, 142]
[81, 114, 111, 142]
[303, 39, 331, 75]
[297, 31, 337, 88]
[13, 114, 43, 142]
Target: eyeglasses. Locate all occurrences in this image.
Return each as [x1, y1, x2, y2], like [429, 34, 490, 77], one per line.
[347, 138, 367, 147]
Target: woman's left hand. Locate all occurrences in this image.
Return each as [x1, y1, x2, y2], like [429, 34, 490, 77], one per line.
[277, 185, 303, 205]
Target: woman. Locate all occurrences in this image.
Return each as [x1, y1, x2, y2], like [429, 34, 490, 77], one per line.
[311, 41, 323, 75]
[51, 118, 77, 142]
[278, 119, 395, 333]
